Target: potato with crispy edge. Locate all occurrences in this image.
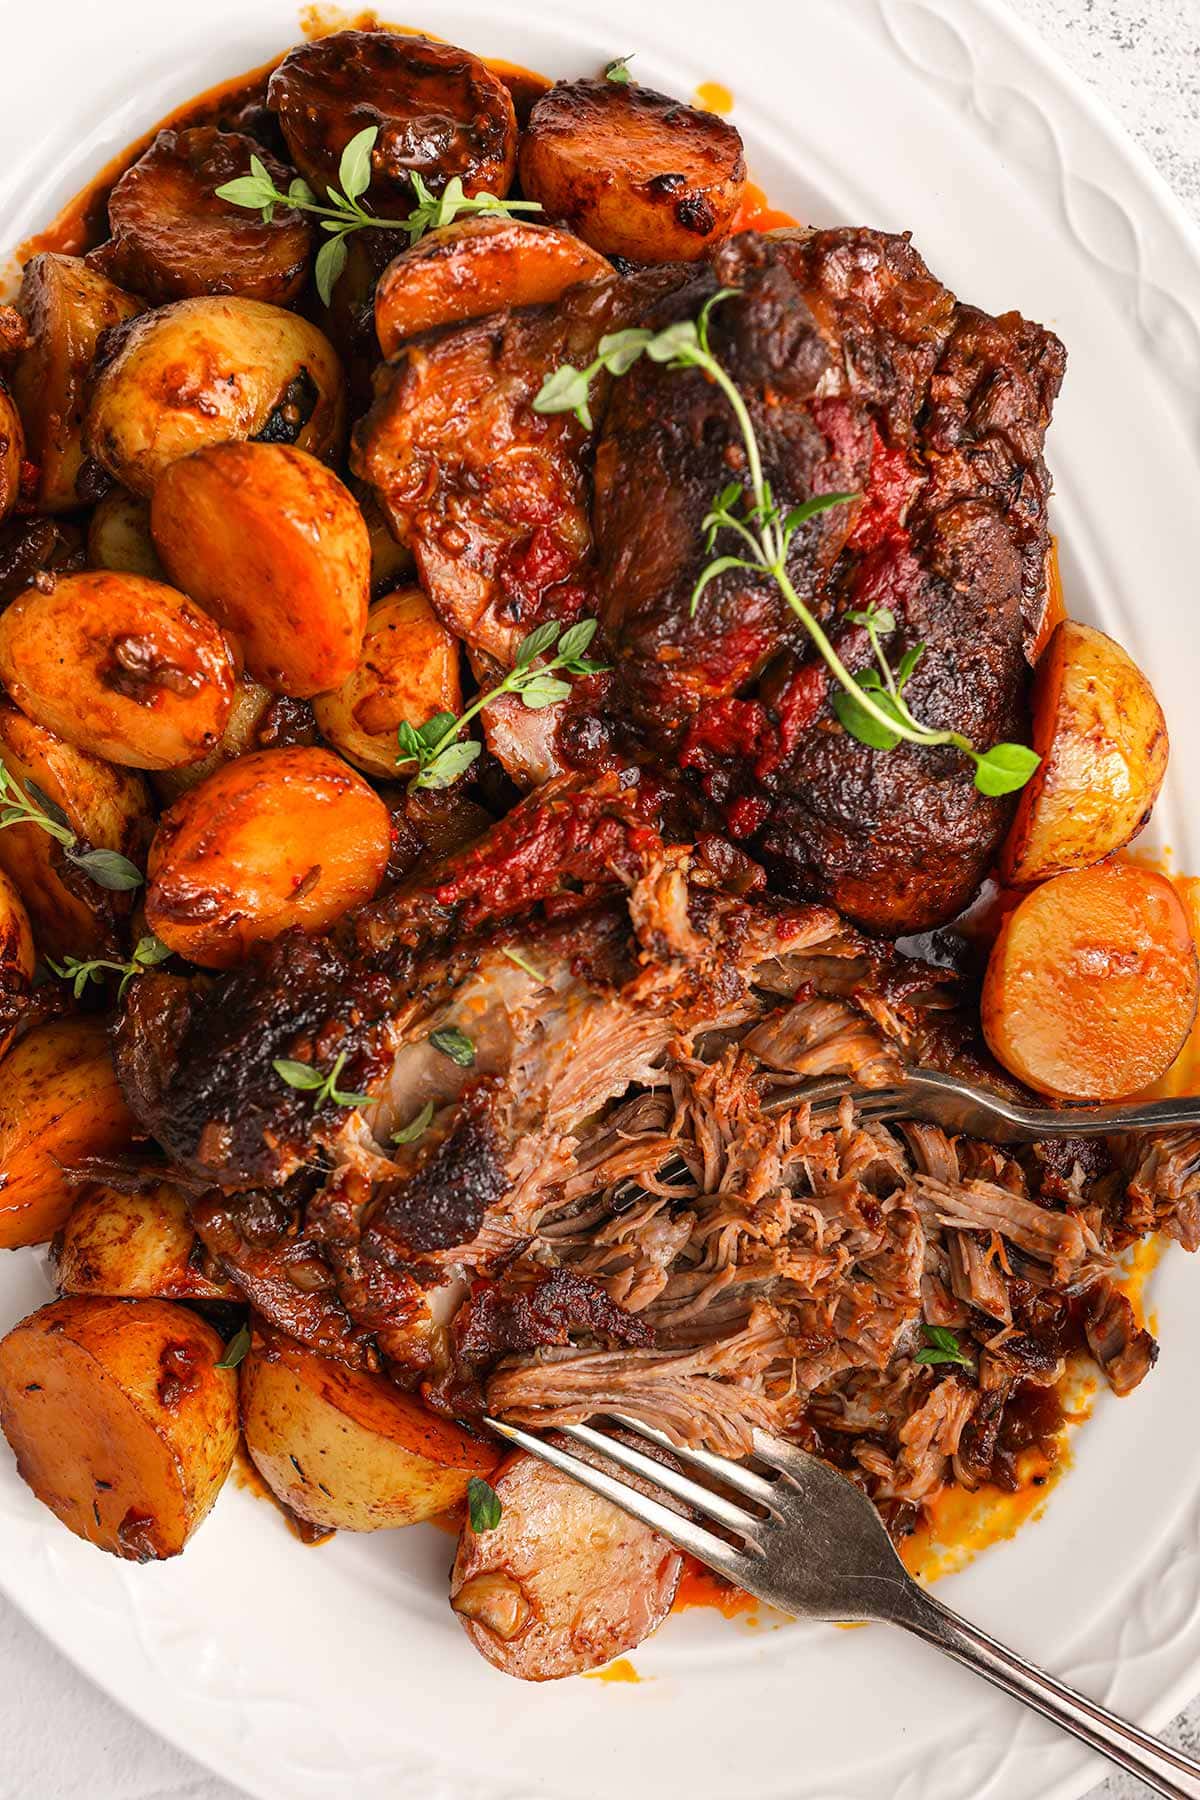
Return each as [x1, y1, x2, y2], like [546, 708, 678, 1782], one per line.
[86, 296, 344, 497]
[374, 217, 610, 358]
[11, 254, 143, 511]
[152, 442, 369, 697]
[146, 745, 390, 967]
[240, 1331, 499, 1531]
[0, 1296, 237, 1559]
[87, 489, 165, 581]
[313, 588, 461, 778]
[1001, 619, 1168, 886]
[55, 1183, 234, 1301]
[519, 79, 746, 263]
[0, 571, 236, 771]
[0, 1019, 137, 1249]
[452, 1441, 683, 1680]
[0, 868, 35, 1059]
[982, 862, 1198, 1100]
[0, 701, 152, 960]
[0, 382, 25, 523]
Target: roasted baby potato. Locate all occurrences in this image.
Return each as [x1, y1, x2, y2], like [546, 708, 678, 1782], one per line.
[982, 862, 1198, 1100]
[151, 442, 369, 696]
[86, 296, 344, 496]
[0, 701, 152, 959]
[519, 79, 746, 262]
[11, 253, 142, 511]
[0, 1296, 237, 1559]
[374, 217, 610, 358]
[150, 675, 277, 807]
[240, 1332, 499, 1531]
[55, 1182, 233, 1301]
[0, 382, 25, 523]
[99, 127, 314, 306]
[312, 588, 461, 778]
[0, 571, 236, 770]
[362, 489, 413, 596]
[0, 1018, 137, 1249]
[87, 488, 164, 580]
[1001, 620, 1168, 886]
[451, 1442, 683, 1679]
[0, 868, 35, 1059]
[268, 30, 518, 215]
[145, 745, 390, 966]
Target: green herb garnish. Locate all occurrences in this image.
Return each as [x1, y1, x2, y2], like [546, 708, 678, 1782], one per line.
[216, 127, 544, 306]
[532, 295, 1040, 798]
[46, 933, 170, 1000]
[913, 1324, 975, 1370]
[0, 761, 144, 891]
[500, 946, 545, 983]
[396, 618, 605, 792]
[429, 1027, 475, 1068]
[273, 1049, 373, 1110]
[604, 55, 634, 83]
[215, 1324, 252, 1370]
[467, 1475, 503, 1532]
[391, 1101, 435, 1147]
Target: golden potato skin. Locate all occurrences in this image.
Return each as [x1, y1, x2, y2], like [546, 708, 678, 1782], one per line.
[0, 701, 152, 959]
[55, 1183, 234, 1301]
[85, 296, 344, 496]
[519, 79, 746, 262]
[313, 588, 461, 778]
[87, 489, 165, 580]
[11, 254, 143, 511]
[0, 868, 35, 1059]
[0, 1018, 137, 1250]
[1001, 620, 1169, 885]
[0, 1296, 237, 1560]
[151, 443, 369, 697]
[374, 218, 610, 357]
[146, 745, 390, 967]
[0, 382, 26, 523]
[240, 1333, 498, 1531]
[0, 571, 236, 771]
[151, 675, 276, 807]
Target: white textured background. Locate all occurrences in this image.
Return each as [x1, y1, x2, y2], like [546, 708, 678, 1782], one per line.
[1, 1, 1199, 1796]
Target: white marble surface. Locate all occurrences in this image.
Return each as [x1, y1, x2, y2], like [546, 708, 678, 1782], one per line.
[2, 2, 1199, 1796]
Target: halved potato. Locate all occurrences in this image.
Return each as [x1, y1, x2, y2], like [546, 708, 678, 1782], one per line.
[0, 1296, 237, 1559]
[87, 488, 165, 580]
[0, 571, 236, 770]
[145, 745, 390, 967]
[313, 588, 461, 778]
[86, 296, 344, 496]
[11, 254, 143, 511]
[0, 867, 35, 1058]
[0, 1018, 137, 1249]
[55, 1183, 234, 1301]
[240, 1331, 499, 1530]
[374, 217, 610, 358]
[0, 701, 152, 959]
[150, 675, 276, 807]
[519, 79, 746, 262]
[0, 382, 26, 523]
[151, 442, 369, 697]
[451, 1440, 683, 1680]
[1001, 620, 1168, 885]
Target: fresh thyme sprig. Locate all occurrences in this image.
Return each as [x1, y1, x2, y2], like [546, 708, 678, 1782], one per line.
[392, 1100, 435, 1147]
[216, 126, 544, 306]
[273, 1049, 373, 1110]
[0, 761, 144, 891]
[604, 55, 634, 83]
[532, 294, 1041, 798]
[396, 618, 606, 792]
[913, 1323, 975, 1371]
[46, 933, 170, 1000]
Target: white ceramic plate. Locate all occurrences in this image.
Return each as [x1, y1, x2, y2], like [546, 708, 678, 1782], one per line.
[4, 2, 1200, 1796]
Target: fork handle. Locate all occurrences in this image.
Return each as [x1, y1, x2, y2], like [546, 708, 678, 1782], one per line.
[892, 1586, 1200, 1798]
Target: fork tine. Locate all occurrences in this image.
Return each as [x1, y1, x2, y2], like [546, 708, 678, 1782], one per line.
[608, 1412, 783, 1508]
[483, 1417, 763, 1571]
[553, 1419, 771, 1534]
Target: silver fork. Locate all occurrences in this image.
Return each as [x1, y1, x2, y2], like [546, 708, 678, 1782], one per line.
[485, 1414, 1200, 1797]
